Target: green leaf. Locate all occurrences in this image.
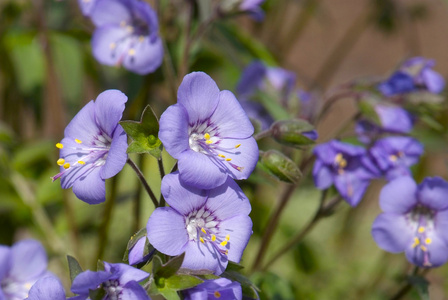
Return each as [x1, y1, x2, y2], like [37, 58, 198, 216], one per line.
[409, 275, 430, 300]
[152, 255, 163, 275]
[97, 260, 105, 271]
[164, 275, 203, 291]
[256, 91, 290, 121]
[89, 288, 106, 300]
[156, 253, 186, 279]
[222, 270, 259, 299]
[259, 150, 302, 184]
[67, 255, 83, 284]
[158, 288, 180, 300]
[120, 105, 162, 159]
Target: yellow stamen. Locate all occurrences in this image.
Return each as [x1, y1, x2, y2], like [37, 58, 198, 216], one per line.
[110, 43, 116, 50]
[75, 139, 82, 144]
[120, 20, 126, 27]
[138, 36, 145, 42]
[420, 245, 428, 252]
[418, 227, 425, 233]
[225, 158, 232, 161]
[335, 153, 343, 163]
[128, 48, 136, 56]
[201, 228, 206, 234]
[236, 167, 244, 171]
[57, 158, 65, 166]
[235, 144, 241, 148]
[56, 143, 63, 149]
[214, 291, 221, 298]
[78, 161, 86, 165]
[63, 163, 70, 169]
[126, 26, 134, 33]
[211, 234, 216, 242]
[224, 250, 228, 255]
[425, 238, 432, 245]
[225, 234, 230, 241]
[218, 154, 226, 158]
[200, 237, 205, 244]
[412, 237, 420, 248]
[204, 133, 211, 140]
[389, 155, 398, 162]
[339, 158, 347, 168]
[220, 240, 228, 247]
[206, 140, 213, 145]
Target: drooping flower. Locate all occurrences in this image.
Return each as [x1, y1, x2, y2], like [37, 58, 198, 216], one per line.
[70, 262, 150, 300]
[52, 90, 128, 204]
[158, 72, 259, 189]
[313, 140, 379, 206]
[378, 57, 445, 96]
[183, 278, 242, 300]
[0, 240, 51, 300]
[369, 136, 423, 181]
[356, 105, 414, 144]
[146, 172, 253, 275]
[372, 176, 448, 267]
[77, 0, 97, 16]
[26, 277, 66, 300]
[89, 0, 163, 75]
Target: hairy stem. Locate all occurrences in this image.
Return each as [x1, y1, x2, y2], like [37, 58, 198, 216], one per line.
[127, 158, 159, 208]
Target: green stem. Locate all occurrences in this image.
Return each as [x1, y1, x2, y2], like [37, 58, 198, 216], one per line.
[132, 155, 145, 233]
[389, 266, 429, 300]
[127, 158, 159, 208]
[95, 175, 118, 264]
[261, 194, 342, 271]
[178, 0, 194, 82]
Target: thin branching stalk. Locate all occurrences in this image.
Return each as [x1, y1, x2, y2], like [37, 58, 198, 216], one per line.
[127, 158, 159, 208]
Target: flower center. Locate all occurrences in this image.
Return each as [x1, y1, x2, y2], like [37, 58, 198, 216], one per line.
[52, 132, 112, 181]
[103, 280, 123, 300]
[407, 204, 435, 267]
[1, 279, 33, 300]
[333, 153, 347, 174]
[185, 208, 229, 256]
[188, 124, 244, 172]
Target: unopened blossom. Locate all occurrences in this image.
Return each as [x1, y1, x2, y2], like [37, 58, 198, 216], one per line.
[128, 236, 154, 266]
[77, 0, 97, 16]
[369, 136, 423, 181]
[313, 140, 379, 206]
[0, 240, 50, 300]
[159, 72, 259, 189]
[379, 57, 445, 96]
[183, 278, 242, 300]
[70, 262, 150, 300]
[26, 277, 66, 300]
[356, 105, 414, 144]
[372, 176, 448, 267]
[89, 0, 163, 75]
[52, 90, 128, 204]
[147, 172, 253, 275]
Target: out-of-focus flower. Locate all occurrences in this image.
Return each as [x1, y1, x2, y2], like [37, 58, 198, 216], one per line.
[0, 240, 50, 300]
[70, 262, 150, 300]
[147, 172, 253, 275]
[183, 278, 242, 300]
[378, 57, 445, 96]
[159, 72, 258, 189]
[89, 0, 163, 75]
[313, 140, 379, 206]
[77, 0, 97, 16]
[239, 0, 266, 21]
[372, 176, 448, 267]
[356, 105, 414, 144]
[52, 90, 128, 204]
[26, 277, 66, 300]
[369, 136, 423, 181]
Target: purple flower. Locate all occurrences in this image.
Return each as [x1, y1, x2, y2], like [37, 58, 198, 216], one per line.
[369, 136, 423, 181]
[379, 57, 445, 96]
[183, 278, 242, 300]
[146, 172, 253, 275]
[313, 140, 379, 206]
[372, 176, 448, 267]
[89, 0, 163, 75]
[239, 100, 273, 130]
[297, 89, 318, 121]
[52, 90, 128, 204]
[356, 105, 414, 144]
[237, 61, 296, 102]
[128, 237, 154, 266]
[0, 240, 50, 300]
[159, 72, 259, 189]
[70, 262, 150, 300]
[239, 0, 266, 21]
[26, 277, 65, 300]
[77, 0, 97, 16]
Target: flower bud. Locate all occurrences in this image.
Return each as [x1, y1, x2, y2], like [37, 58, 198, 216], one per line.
[271, 119, 317, 148]
[260, 150, 302, 184]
